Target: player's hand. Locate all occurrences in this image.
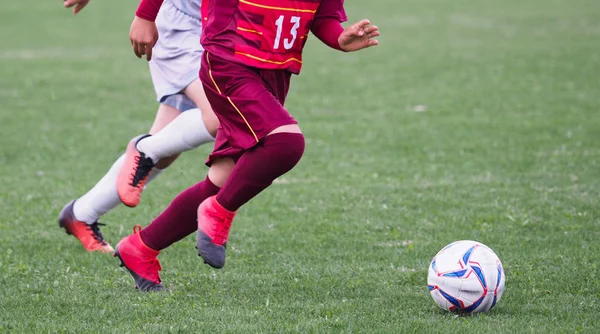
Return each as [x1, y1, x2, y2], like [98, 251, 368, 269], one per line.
[63, 0, 90, 14]
[129, 16, 159, 61]
[338, 19, 380, 52]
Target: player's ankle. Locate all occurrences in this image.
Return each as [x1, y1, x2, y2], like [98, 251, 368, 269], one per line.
[135, 230, 161, 255]
[212, 196, 237, 216]
[135, 137, 159, 164]
[72, 200, 100, 225]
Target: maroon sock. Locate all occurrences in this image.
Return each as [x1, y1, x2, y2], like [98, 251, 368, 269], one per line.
[216, 132, 305, 211]
[140, 177, 220, 251]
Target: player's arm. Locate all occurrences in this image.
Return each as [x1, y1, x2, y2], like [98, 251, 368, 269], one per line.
[63, 0, 90, 15]
[130, 0, 165, 61]
[311, 1, 379, 52]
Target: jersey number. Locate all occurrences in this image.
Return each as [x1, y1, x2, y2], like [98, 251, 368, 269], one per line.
[273, 15, 301, 50]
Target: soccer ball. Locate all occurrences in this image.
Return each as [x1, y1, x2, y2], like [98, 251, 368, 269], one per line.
[427, 240, 505, 313]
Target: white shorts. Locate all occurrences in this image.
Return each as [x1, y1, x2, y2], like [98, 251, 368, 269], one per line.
[149, 0, 203, 110]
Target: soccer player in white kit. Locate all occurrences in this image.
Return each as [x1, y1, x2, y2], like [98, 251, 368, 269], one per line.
[59, 0, 215, 253]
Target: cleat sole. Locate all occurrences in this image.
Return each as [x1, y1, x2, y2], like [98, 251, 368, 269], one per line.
[196, 233, 226, 269]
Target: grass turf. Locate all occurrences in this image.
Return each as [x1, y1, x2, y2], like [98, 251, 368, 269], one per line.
[1, 0, 599, 332]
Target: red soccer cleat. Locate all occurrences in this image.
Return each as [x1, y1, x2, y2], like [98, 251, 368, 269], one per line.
[116, 134, 155, 208]
[196, 196, 236, 269]
[114, 225, 164, 292]
[58, 200, 114, 253]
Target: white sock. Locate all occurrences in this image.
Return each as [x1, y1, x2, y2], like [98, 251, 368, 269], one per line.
[136, 108, 214, 162]
[73, 154, 125, 224]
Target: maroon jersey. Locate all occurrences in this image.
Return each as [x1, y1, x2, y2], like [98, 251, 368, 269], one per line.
[201, 0, 347, 74]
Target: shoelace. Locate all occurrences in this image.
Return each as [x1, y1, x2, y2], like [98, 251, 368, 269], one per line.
[129, 154, 155, 187]
[213, 216, 231, 245]
[140, 257, 162, 283]
[145, 257, 162, 273]
[88, 222, 108, 245]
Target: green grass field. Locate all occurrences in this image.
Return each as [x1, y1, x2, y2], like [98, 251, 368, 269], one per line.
[1, 0, 600, 332]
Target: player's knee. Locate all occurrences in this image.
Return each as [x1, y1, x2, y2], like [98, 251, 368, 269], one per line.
[285, 132, 305, 168]
[265, 131, 305, 171]
[149, 104, 181, 135]
[208, 158, 235, 187]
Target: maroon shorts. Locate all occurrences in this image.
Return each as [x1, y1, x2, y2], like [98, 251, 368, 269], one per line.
[200, 51, 296, 165]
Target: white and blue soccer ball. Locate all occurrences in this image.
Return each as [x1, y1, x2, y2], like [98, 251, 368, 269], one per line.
[427, 240, 505, 313]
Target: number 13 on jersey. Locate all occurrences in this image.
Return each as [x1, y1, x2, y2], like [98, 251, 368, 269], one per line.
[235, 0, 320, 55]
[274, 15, 301, 50]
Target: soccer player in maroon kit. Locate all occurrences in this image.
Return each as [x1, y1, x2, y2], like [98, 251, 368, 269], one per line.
[114, 0, 379, 291]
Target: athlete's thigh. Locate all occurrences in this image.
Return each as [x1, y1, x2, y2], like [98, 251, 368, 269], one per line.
[148, 103, 181, 135]
[200, 52, 296, 151]
[150, 2, 203, 103]
[183, 79, 219, 135]
[183, 79, 211, 114]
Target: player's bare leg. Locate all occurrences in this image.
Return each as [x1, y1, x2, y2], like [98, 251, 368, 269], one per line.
[183, 80, 219, 136]
[196, 126, 305, 268]
[206, 157, 235, 188]
[117, 81, 218, 207]
[151, 81, 217, 170]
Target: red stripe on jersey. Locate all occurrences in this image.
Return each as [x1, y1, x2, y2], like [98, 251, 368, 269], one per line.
[239, 0, 319, 13]
[202, 0, 346, 73]
[234, 0, 319, 72]
[234, 43, 303, 73]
